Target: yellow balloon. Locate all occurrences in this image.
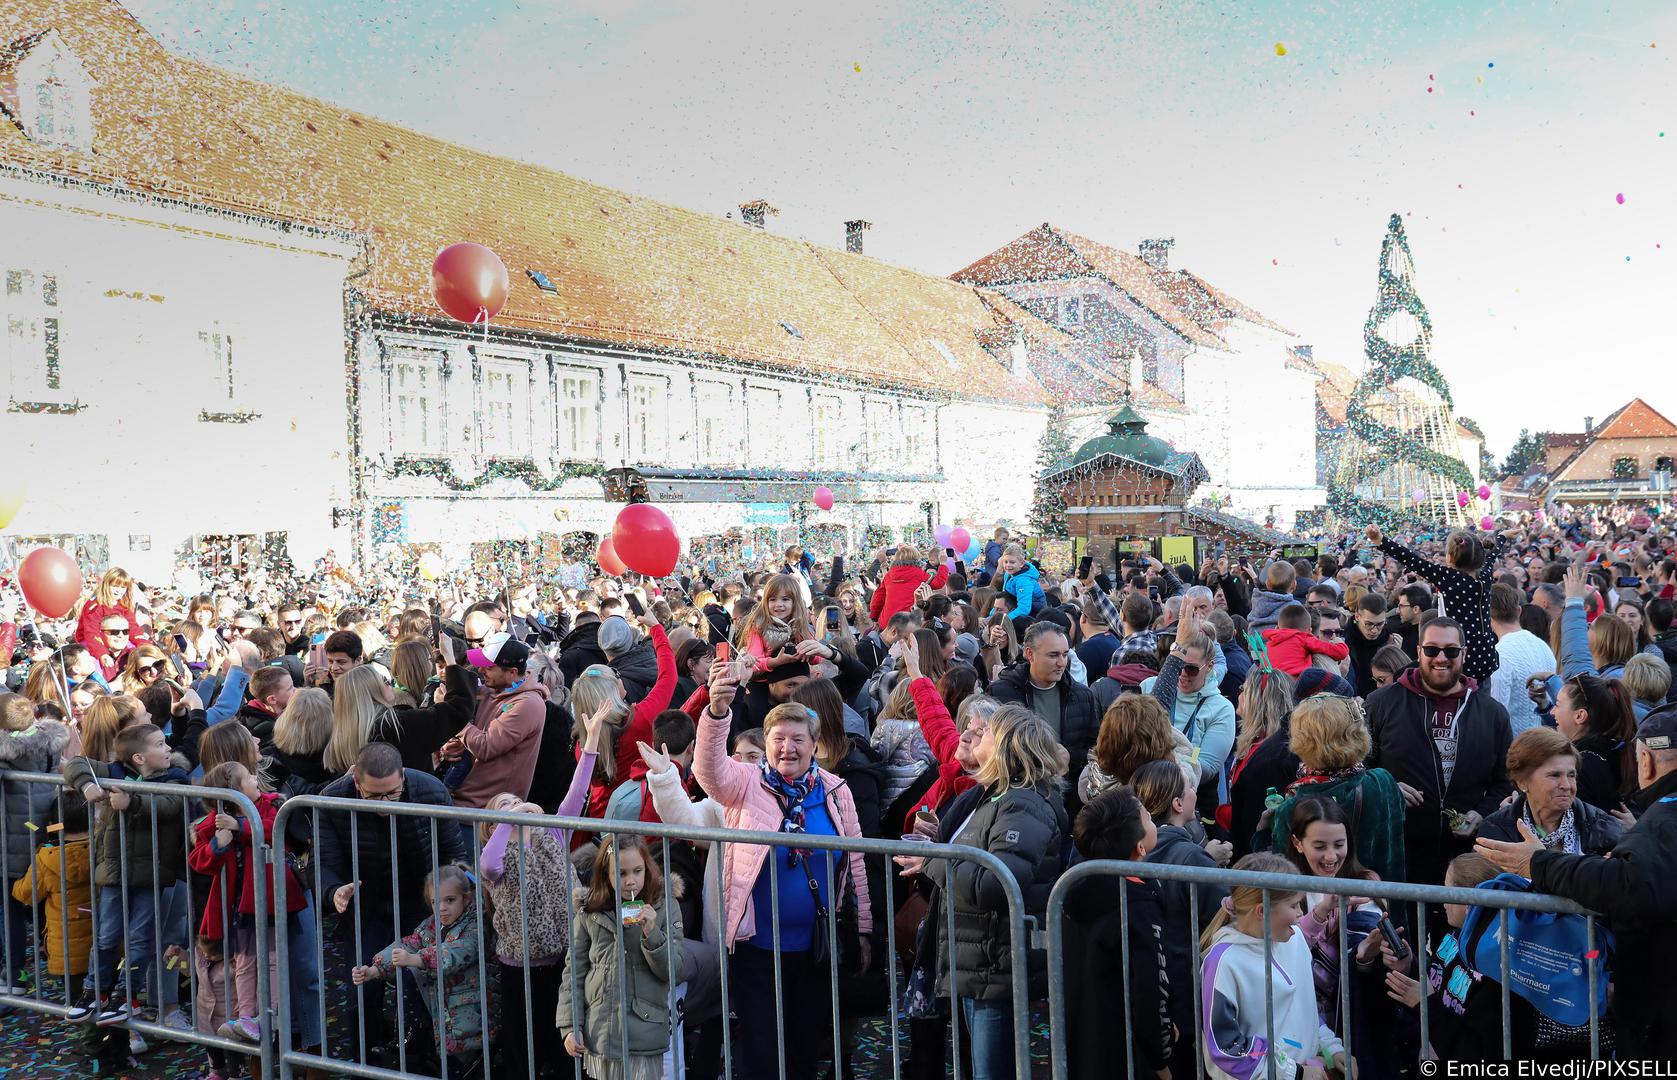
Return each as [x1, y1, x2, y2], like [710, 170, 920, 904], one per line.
[0, 481, 24, 529]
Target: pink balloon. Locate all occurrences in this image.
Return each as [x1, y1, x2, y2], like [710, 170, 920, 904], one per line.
[1480, 515, 1495, 531]
[950, 526, 971, 552]
[1456, 491, 1471, 508]
[18, 546, 83, 619]
[934, 524, 953, 548]
[613, 503, 681, 578]
[813, 486, 835, 511]
[1477, 484, 1492, 501]
[431, 242, 510, 324]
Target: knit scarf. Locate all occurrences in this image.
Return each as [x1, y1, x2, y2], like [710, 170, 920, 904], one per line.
[761, 762, 823, 834]
[761, 617, 794, 652]
[1291, 761, 1366, 792]
[1521, 801, 1581, 855]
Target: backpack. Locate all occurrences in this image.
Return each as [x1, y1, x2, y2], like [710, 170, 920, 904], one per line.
[1456, 872, 1613, 1027]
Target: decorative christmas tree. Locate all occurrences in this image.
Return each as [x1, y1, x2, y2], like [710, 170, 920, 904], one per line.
[1328, 215, 1475, 531]
[1030, 402, 1074, 538]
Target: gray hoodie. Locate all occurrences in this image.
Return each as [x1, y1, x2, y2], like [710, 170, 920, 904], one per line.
[1247, 589, 1295, 630]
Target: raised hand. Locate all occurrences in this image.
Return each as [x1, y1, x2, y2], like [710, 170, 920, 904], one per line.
[636, 741, 674, 775]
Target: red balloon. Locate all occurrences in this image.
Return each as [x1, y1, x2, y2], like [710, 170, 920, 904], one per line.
[19, 546, 83, 619]
[431, 242, 510, 324]
[596, 536, 627, 577]
[950, 526, 971, 552]
[613, 503, 681, 578]
[813, 486, 835, 512]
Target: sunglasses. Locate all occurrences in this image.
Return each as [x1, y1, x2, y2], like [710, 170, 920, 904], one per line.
[104, 628, 130, 638]
[282, 618, 303, 627]
[1419, 644, 1463, 659]
[464, 636, 486, 646]
[1180, 663, 1202, 677]
[138, 662, 164, 676]
[1319, 628, 1345, 640]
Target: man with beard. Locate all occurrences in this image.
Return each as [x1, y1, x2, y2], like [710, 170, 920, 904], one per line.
[1366, 617, 1513, 884]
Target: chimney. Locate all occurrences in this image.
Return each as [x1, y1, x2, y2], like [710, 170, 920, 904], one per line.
[1584, 415, 1594, 433]
[1292, 344, 1314, 362]
[740, 199, 779, 229]
[844, 219, 871, 254]
[1138, 237, 1175, 271]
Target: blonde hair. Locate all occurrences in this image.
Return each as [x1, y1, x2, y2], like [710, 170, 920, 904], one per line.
[570, 666, 631, 782]
[734, 574, 813, 651]
[1235, 666, 1294, 761]
[81, 695, 147, 762]
[1199, 852, 1299, 952]
[272, 687, 334, 757]
[1588, 614, 1635, 671]
[877, 678, 919, 724]
[324, 666, 396, 775]
[352, 621, 390, 659]
[1287, 694, 1371, 771]
[94, 567, 134, 609]
[119, 645, 169, 690]
[1623, 653, 1672, 704]
[891, 544, 923, 568]
[973, 703, 1069, 795]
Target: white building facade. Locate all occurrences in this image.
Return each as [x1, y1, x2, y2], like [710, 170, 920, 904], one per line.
[0, 163, 360, 582]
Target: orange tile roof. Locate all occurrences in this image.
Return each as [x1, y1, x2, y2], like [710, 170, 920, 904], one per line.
[0, 0, 1050, 405]
[950, 223, 1288, 349]
[1593, 398, 1677, 440]
[1547, 398, 1677, 486]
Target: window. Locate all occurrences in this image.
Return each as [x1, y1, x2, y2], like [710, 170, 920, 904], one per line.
[695, 379, 739, 465]
[526, 270, 558, 294]
[747, 386, 784, 461]
[481, 358, 531, 457]
[863, 397, 895, 471]
[30, 77, 85, 152]
[902, 404, 931, 469]
[627, 374, 670, 463]
[1612, 456, 1639, 480]
[5, 267, 66, 403]
[1656, 456, 1675, 474]
[1063, 296, 1082, 325]
[390, 350, 445, 455]
[1139, 335, 1160, 384]
[200, 328, 235, 404]
[930, 339, 958, 370]
[554, 366, 600, 460]
[810, 393, 846, 467]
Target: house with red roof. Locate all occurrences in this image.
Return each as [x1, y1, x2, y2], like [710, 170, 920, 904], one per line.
[1539, 400, 1677, 505]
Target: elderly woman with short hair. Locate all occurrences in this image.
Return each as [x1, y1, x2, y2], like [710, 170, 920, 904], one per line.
[694, 664, 872, 1080]
[1261, 694, 1407, 884]
[1477, 727, 1622, 856]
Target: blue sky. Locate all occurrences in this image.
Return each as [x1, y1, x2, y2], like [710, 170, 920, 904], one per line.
[126, 0, 1677, 455]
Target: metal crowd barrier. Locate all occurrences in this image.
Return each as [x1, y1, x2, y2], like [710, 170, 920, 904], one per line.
[0, 769, 274, 1077]
[271, 794, 1036, 1080]
[1045, 858, 1606, 1080]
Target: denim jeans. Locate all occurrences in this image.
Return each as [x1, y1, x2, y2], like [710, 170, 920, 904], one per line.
[960, 997, 1016, 1080]
[91, 884, 156, 1002]
[286, 900, 323, 1047]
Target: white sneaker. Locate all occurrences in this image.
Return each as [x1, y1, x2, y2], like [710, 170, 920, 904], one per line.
[162, 1008, 192, 1031]
[129, 1031, 149, 1056]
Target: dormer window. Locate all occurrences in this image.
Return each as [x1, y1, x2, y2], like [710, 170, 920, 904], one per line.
[5, 30, 95, 153]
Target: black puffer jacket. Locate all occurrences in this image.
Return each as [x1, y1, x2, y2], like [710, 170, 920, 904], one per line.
[926, 780, 1067, 1001]
[557, 621, 608, 689]
[610, 638, 661, 704]
[987, 661, 1099, 784]
[1477, 795, 1623, 855]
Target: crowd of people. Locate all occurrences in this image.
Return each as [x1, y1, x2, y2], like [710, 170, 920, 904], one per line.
[1, 502, 1675, 1079]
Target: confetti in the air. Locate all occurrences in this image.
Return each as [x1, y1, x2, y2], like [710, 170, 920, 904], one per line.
[1617, 193, 1626, 204]
[853, 61, 861, 73]
[1274, 42, 1287, 56]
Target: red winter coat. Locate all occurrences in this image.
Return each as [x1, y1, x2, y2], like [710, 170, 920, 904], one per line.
[573, 624, 675, 848]
[869, 563, 949, 624]
[900, 676, 977, 835]
[75, 601, 150, 681]
[188, 793, 306, 940]
[1259, 628, 1350, 677]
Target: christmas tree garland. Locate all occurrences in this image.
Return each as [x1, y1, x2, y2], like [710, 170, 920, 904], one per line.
[1328, 215, 1474, 529]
